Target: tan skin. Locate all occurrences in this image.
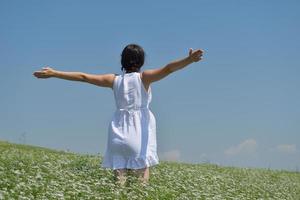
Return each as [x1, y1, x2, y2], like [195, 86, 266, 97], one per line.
[33, 48, 204, 185]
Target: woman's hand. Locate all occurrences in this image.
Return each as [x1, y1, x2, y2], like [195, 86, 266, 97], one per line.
[188, 48, 204, 62]
[33, 66, 56, 78]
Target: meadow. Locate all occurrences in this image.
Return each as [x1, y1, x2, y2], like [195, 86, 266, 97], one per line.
[0, 140, 299, 199]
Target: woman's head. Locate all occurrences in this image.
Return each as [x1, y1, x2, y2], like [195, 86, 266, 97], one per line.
[121, 44, 145, 73]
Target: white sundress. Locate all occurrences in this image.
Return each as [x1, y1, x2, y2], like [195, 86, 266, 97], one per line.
[101, 71, 159, 170]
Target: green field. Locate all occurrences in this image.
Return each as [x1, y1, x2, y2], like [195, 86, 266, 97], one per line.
[0, 140, 299, 199]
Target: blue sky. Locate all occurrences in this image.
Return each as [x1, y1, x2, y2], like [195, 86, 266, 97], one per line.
[0, 0, 299, 171]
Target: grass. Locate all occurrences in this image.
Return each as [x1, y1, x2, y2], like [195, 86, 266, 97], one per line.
[0, 140, 300, 199]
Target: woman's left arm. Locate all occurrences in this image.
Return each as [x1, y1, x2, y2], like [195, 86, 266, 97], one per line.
[33, 66, 115, 88]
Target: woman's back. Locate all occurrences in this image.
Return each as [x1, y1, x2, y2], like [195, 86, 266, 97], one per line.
[113, 72, 152, 111]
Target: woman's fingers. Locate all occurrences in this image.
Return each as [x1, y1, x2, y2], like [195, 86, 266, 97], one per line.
[190, 49, 204, 57]
[33, 71, 48, 78]
[188, 48, 204, 62]
[33, 71, 42, 78]
[195, 49, 203, 55]
[33, 66, 53, 79]
[189, 48, 193, 56]
[195, 49, 204, 58]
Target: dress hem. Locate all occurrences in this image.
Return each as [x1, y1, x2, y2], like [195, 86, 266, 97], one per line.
[101, 154, 159, 170]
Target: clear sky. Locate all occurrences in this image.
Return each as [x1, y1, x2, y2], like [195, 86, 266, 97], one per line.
[1, 0, 299, 171]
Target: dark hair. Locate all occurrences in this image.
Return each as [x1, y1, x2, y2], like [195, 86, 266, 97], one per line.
[121, 44, 145, 73]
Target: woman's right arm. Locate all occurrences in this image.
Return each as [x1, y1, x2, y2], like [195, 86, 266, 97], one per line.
[33, 66, 115, 88]
[141, 48, 204, 84]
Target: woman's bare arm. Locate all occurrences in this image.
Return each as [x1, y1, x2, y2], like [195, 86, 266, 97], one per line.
[33, 66, 115, 88]
[141, 48, 204, 84]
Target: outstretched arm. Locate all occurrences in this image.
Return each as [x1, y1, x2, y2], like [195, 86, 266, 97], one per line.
[141, 48, 204, 84]
[33, 67, 115, 88]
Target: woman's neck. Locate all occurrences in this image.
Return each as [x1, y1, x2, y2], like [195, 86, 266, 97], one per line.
[125, 70, 139, 74]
